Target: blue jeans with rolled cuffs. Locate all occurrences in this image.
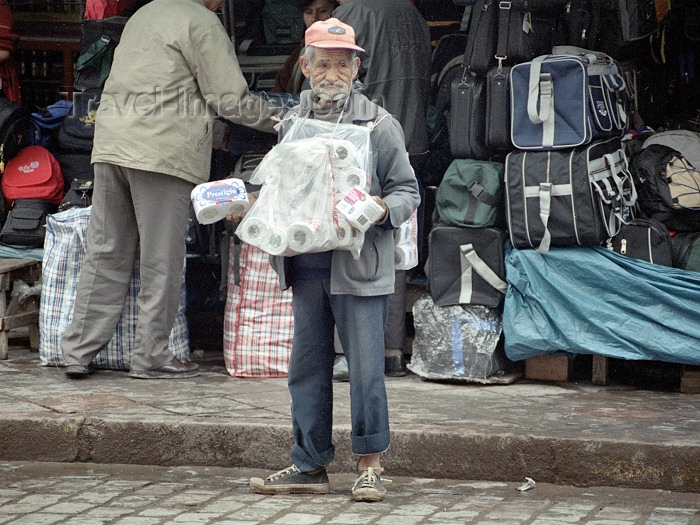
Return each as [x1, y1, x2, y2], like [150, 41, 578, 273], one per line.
[288, 277, 390, 473]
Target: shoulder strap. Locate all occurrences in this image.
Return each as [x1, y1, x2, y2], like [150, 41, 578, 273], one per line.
[460, 243, 507, 293]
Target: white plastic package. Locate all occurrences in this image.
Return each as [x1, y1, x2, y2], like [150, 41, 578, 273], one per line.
[394, 209, 418, 270]
[237, 119, 373, 259]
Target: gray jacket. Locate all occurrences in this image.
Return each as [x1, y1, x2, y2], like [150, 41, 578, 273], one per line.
[333, 0, 432, 155]
[91, 0, 280, 185]
[269, 90, 421, 296]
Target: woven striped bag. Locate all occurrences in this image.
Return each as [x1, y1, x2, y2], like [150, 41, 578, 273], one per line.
[224, 242, 293, 377]
[38, 206, 189, 370]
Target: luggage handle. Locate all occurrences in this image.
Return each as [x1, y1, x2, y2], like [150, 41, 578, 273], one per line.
[459, 243, 507, 294]
[527, 57, 554, 125]
[537, 182, 552, 254]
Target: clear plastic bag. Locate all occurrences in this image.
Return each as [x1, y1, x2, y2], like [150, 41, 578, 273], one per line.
[238, 119, 373, 259]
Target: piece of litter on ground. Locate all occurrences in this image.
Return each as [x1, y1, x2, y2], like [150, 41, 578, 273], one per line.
[517, 477, 536, 491]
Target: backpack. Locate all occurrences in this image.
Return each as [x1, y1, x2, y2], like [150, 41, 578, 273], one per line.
[29, 100, 73, 150]
[436, 159, 504, 228]
[630, 144, 700, 231]
[58, 90, 101, 153]
[0, 97, 31, 173]
[2, 146, 64, 207]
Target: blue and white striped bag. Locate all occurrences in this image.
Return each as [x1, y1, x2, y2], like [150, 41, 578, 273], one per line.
[38, 206, 189, 370]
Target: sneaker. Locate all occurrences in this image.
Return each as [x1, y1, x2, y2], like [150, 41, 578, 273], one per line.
[333, 354, 349, 382]
[352, 467, 386, 502]
[249, 465, 330, 495]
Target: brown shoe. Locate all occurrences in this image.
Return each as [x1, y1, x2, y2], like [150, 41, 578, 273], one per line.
[129, 357, 200, 379]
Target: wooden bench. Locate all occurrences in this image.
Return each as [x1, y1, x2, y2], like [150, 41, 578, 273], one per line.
[0, 258, 42, 360]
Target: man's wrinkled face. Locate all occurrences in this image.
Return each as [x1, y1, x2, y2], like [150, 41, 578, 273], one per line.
[301, 48, 359, 102]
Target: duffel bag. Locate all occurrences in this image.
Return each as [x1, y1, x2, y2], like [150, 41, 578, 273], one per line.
[425, 224, 507, 308]
[510, 46, 627, 150]
[609, 218, 673, 266]
[505, 136, 636, 253]
[436, 158, 504, 228]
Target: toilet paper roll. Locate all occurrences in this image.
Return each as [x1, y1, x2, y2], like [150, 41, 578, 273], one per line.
[287, 221, 324, 253]
[191, 178, 250, 224]
[335, 218, 357, 247]
[263, 224, 288, 256]
[328, 140, 358, 169]
[394, 244, 418, 270]
[334, 167, 369, 195]
[238, 216, 270, 246]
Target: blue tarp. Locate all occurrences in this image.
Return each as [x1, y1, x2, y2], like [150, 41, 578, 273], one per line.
[503, 244, 700, 365]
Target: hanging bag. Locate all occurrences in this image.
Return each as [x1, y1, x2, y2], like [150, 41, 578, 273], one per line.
[510, 47, 627, 150]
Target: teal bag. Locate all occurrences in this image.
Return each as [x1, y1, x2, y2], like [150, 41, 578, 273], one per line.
[436, 159, 504, 228]
[262, 0, 304, 45]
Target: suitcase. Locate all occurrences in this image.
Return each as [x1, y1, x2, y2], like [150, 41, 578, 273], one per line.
[462, 0, 560, 76]
[449, 71, 488, 159]
[609, 218, 673, 266]
[485, 65, 511, 152]
[426, 224, 507, 308]
[505, 136, 635, 253]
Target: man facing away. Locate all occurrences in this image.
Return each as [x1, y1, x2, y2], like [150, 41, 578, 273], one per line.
[245, 18, 420, 502]
[62, 0, 281, 380]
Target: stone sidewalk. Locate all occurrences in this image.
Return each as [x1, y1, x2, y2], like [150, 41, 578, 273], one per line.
[0, 342, 699, 494]
[1, 462, 699, 524]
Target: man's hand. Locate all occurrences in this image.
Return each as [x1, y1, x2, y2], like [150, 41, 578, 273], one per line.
[226, 195, 256, 222]
[372, 196, 388, 224]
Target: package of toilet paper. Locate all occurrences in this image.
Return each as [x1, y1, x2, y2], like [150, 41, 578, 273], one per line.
[394, 210, 418, 270]
[191, 178, 250, 225]
[239, 122, 375, 259]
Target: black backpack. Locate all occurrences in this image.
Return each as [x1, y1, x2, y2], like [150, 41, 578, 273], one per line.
[630, 144, 700, 232]
[0, 97, 32, 172]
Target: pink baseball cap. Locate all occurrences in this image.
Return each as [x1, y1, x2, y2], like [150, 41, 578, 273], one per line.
[304, 18, 365, 53]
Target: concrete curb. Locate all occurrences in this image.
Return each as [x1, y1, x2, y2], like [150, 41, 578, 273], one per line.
[2, 415, 698, 493]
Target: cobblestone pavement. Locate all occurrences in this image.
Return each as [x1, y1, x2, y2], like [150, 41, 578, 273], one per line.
[1, 462, 699, 525]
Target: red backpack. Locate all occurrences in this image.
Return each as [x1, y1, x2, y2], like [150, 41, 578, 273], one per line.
[2, 146, 64, 208]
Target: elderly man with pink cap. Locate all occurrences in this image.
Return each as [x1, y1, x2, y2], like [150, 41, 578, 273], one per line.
[248, 17, 420, 502]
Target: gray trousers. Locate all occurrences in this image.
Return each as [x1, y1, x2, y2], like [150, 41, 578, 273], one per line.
[60, 163, 194, 371]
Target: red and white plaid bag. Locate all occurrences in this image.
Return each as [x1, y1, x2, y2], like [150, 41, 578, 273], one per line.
[224, 242, 293, 377]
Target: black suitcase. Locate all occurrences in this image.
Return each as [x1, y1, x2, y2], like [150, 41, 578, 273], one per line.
[485, 65, 511, 153]
[463, 0, 561, 76]
[610, 218, 673, 266]
[449, 72, 488, 160]
[426, 224, 507, 308]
